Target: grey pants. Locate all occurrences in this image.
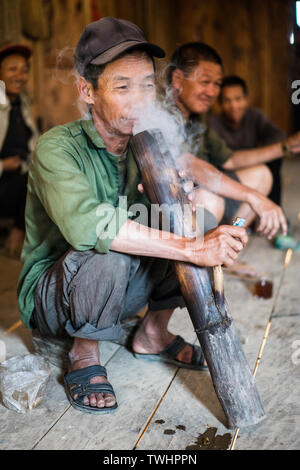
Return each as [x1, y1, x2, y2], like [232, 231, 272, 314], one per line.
[32, 250, 187, 342]
[32, 209, 218, 342]
[222, 170, 242, 224]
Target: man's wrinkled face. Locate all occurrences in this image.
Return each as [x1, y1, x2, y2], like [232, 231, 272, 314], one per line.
[0, 54, 29, 97]
[91, 51, 156, 137]
[173, 60, 223, 116]
[220, 85, 248, 124]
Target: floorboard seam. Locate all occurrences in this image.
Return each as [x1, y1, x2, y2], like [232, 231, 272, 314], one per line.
[133, 369, 179, 450]
[31, 405, 71, 449]
[0, 320, 22, 338]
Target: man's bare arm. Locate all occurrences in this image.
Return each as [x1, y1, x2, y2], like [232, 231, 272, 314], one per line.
[110, 219, 248, 268]
[178, 153, 287, 237]
[222, 143, 282, 170]
[223, 130, 300, 171]
[178, 153, 257, 201]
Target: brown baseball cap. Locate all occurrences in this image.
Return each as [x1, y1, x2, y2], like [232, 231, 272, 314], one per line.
[0, 43, 32, 62]
[74, 17, 165, 71]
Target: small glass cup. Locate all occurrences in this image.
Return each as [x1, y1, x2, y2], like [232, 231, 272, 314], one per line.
[254, 277, 273, 299]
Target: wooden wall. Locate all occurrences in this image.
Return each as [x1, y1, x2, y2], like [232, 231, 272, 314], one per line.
[24, 0, 92, 130]
[23, 0, 177, 130]
[15, 0, 293, 133]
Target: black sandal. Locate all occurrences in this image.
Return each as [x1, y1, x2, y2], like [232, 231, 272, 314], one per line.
[133, 335, 208, 371]
[64, 365, 118, 414]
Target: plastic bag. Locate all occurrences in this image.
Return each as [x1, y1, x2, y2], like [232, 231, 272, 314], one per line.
[0, 354, 51, 413]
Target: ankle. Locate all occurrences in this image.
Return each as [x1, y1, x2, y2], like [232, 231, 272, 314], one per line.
[68, 338, 100, 365]
[142, 309, 173, 335]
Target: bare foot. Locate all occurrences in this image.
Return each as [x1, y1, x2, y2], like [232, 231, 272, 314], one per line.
[5, 227, 24, 258]
[68, 338, 116, 409]
[132, 309, 206, 366]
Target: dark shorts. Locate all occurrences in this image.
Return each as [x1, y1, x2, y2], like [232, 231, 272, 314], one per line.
[0, 171, 27, 229]
[222, 170, 242, 224]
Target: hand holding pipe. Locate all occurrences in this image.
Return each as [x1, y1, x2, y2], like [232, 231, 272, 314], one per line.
[213, 217, 246, 309]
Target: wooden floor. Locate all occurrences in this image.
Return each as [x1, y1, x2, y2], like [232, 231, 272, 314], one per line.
[0, 159, 299, 450]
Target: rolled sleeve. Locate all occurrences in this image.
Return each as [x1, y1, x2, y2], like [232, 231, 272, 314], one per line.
[205, 127, 234, 167]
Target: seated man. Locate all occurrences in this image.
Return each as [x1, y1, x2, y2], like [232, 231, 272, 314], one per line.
[167, 43, 300, 247]
[17, 18, 248, 414]
[0, 44, 39, 256]
[209, 75, 285, 206]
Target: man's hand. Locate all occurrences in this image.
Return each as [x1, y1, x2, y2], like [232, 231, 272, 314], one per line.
[248, 192, 287, 239]
[2, 156, 22, 172]
[187, 225, 248, 267]
[137, 181, 247, 267]
[286, 131, 300, 154]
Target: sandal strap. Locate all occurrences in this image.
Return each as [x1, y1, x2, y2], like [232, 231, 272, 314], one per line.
[161, 336, 206, 367]
[69, 382, 115, 400]
[191, 345, 205, 366]
[64, 365, 107, 388]
[160, 335, 187, 358]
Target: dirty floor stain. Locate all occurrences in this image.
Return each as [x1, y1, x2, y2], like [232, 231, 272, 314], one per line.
[176, 425, 186, 431]
[185, 427, 232, 450]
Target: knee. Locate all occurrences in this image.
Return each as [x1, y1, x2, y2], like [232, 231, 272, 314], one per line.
[70, 250, 133, 287]
[94, 251, 132, 280]
[193, 188, 225, 223]
[237, 164, 273, 197]
[256, 164, 273, 196]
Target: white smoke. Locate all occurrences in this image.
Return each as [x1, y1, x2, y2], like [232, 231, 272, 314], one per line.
[132, 94, 187, 161]
[53, 46, 89, 118]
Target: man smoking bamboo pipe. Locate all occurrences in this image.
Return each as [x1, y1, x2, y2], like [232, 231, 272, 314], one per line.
[18, 18, 248, 415]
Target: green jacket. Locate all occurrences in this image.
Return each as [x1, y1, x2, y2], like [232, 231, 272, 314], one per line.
[184, 114, 233, 167]
[17, 117, 149, 329]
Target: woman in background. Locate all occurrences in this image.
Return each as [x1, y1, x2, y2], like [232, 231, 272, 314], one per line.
[0, 44, 39, 257]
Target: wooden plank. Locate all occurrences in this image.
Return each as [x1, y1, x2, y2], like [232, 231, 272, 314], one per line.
[137, 366, 230, 450]
[137, 231, 300, 450]
[0, 292, 22, 333]
[233, 249, 300, 450]
[0, 255, 22, 294]
[0, 325, 120, 450]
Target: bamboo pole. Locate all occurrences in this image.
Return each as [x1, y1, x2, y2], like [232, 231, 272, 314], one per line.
[130, 129, 265, 429]
[213, 218, 245, 308]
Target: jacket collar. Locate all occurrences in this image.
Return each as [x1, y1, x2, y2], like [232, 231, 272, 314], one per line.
[80, 116, 108, 150]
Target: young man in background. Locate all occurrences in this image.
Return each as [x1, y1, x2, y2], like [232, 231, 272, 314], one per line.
[210, 75, 285, 206]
